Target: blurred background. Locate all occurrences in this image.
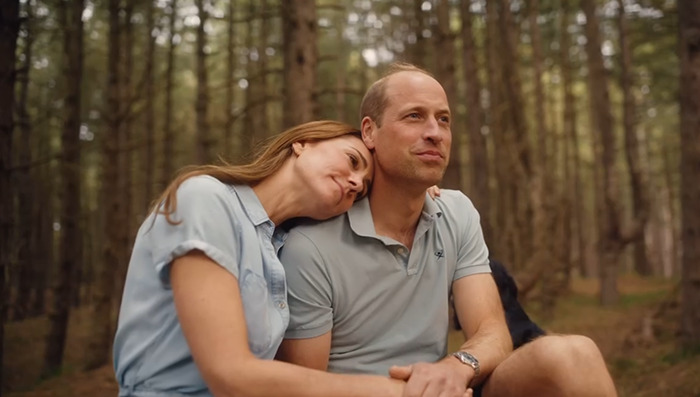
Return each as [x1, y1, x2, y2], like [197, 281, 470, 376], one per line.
[1, 0, 699, 396]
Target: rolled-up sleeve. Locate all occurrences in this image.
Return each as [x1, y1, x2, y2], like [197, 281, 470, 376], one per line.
[149, 176, 242, 288]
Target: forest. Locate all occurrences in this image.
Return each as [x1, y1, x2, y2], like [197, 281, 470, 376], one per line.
[1, 0, 699, 395]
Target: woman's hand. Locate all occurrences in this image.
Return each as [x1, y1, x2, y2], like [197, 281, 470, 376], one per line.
[427, 186, 441, 199]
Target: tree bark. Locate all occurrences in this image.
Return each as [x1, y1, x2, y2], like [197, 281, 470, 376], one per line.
[434, 0, 460, 190]
[560, 0, 587, 278]
[43, 0, 84, 376]
[13, 0, 35, 321]
[496, 0, 534, 277]
[526, 0, 558, 318]
[460, 0, 491, 246]
[85, 0, 120, 370]
[225, 0, 236, 156]
[195, 0, 213, 163]
[143, 0, 156, 209]
[582, 0, 622, 305]
[162, 0, 177, 185]
[281, 0, 317, 129]
[243, 0, 260, 152]
[617, 0, 652, 276]
[485, 0, 514, 267]
[679, 0, 700, 348]
[0, 0, 20, 389]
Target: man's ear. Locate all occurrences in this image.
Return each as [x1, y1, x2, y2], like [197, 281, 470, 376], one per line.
[361, 117, 376, 150]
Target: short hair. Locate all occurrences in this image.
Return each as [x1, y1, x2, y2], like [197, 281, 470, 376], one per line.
[359, 62, 434, 126]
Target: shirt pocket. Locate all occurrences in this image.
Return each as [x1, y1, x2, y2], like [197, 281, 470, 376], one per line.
[239, 269, 273, 356]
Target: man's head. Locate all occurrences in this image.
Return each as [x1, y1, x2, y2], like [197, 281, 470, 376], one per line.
[359, 63, 435, 127]
[360, 63, 451, 189]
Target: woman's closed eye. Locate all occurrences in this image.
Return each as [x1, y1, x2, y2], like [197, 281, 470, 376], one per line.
[348, 154, 359, 169]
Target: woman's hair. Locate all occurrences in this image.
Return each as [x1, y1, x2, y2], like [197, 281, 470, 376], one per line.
[152, 120, 362, 225]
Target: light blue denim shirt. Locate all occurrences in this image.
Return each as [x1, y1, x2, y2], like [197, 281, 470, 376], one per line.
[113, 175, 289, 397]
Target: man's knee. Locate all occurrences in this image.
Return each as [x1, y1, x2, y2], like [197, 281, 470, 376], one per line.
[528, 334, 606, 373]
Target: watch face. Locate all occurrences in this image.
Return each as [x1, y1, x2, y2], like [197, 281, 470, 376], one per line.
[453, 351, 480, 376]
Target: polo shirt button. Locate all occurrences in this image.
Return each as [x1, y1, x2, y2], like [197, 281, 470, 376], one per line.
[397, 247, 406, 255]
[277, 301, 287, 309]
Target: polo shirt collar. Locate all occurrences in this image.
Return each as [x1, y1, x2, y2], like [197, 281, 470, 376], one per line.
[348, 193, 444, 239]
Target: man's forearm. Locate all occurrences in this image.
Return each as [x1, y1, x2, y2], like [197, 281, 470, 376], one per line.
[450, 318, 512, 386]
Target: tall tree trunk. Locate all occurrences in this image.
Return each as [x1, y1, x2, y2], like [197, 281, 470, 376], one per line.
[225, 0, 236, 156]
[162, 0, 177, 185]
[617, 0, 651, 276]
[258, 0, 269, 140]
[408, 0, 427, 65]
[485, 0, 514, 266]
[195, 0, 212, 163]
[281, 0, 317, 129]
[582, 0, 623, 305]
[434, 0, 460, 190]
[243, 1, 258, 153]
[460, 0, 491, 246]
[114, 0, 134, 316]
[0, 0, 20, 390]
[496, 0, 534, 279]
[679, 0, 700, 348]
[85, 0, 121, 369]
[143, 0, 156, 209]
[43, 0, 84, 376]
[560, 0, 587, 278]
[13, 0, 35, 321]
[526, 0, 557, 317]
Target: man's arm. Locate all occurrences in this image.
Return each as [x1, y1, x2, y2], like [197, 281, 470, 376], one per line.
[451, 273, 513, 386]
[276, 332, 332, 370]
[388, 274, 511, 395]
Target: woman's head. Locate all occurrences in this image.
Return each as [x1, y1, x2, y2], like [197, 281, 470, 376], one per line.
[153, 120, 373, 224]
[290, 133, 373, 220]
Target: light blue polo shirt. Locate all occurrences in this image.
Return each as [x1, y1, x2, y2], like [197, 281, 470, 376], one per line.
[113, 175, 289, 397]
[280, 190, 490, 375]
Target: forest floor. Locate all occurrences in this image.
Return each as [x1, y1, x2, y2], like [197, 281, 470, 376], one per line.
[3, 274, 700, 397]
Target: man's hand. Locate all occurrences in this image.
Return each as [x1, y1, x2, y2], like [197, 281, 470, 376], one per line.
[389, 360, 473, 397]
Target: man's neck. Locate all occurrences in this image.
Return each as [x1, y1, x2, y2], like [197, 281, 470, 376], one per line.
[368, 177, 428, 249]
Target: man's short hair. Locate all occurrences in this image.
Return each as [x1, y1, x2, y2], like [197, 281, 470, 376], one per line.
[359, 62, 434, 127]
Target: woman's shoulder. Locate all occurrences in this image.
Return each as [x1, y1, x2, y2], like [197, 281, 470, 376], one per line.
[179, 174, 229, 193]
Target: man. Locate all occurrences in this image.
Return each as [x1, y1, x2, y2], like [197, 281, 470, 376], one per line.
[277, 63, 617, 397]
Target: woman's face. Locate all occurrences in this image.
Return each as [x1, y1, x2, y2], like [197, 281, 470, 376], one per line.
[293, 134, 373, 219]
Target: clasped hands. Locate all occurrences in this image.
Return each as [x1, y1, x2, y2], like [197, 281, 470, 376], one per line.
[389, 360, 474, 397]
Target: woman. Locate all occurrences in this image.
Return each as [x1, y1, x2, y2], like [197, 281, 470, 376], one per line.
[113, 120, 404, 397]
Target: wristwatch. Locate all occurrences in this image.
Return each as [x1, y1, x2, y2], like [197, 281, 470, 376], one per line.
[451, 351, 481, 378]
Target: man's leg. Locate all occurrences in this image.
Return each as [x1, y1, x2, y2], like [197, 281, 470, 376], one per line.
[481, 334, 617, 397]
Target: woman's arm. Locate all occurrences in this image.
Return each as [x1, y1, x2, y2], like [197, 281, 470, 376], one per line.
[171, 251, 404, 397]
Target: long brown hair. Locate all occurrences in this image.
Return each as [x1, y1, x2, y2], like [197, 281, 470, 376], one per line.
[152, 120, 361, 225]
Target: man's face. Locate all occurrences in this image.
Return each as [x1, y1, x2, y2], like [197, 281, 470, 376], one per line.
[362, 71, 452, 188]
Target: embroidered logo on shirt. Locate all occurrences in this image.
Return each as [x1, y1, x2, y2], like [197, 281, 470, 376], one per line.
[434, 249, 444, 259]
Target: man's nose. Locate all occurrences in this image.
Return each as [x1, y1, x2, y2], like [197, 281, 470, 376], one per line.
[423, 117, 443, 142]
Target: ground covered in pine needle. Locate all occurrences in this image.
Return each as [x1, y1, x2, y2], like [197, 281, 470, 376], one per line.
[4, 274, 700, 397]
